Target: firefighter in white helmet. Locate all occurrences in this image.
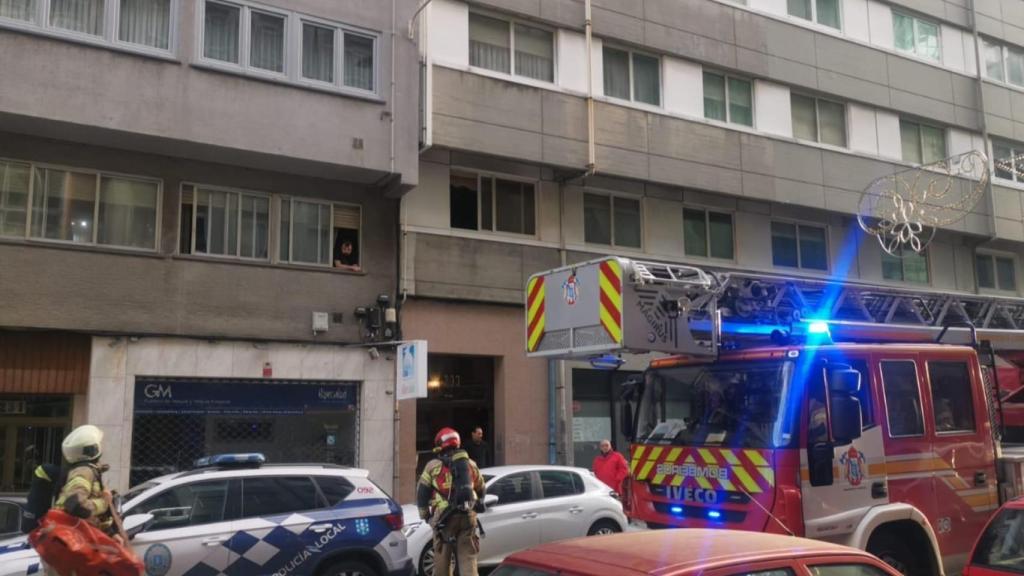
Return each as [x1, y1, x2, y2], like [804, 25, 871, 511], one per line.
[54, 425, 114, 533]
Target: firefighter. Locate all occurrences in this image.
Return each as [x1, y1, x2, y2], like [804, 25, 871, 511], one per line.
[54, 424, 114, 533]
[417, 427, 486, 576]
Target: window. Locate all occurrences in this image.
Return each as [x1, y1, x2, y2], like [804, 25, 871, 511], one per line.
[0, 160, 30, 238]
[179, 185, 269, 260]
[241, 476, 320, 518]
[603, 46, 660, 106]
[20, 165, 159, 250]
[468, 12, 554, 82]
[584, 193, 642, 248]
[808, 566, 892, 576]
[487, 472, 534, 505]
[881, 246, 929, 283]
[314, 476, 354, 506]
[791, 94, 846, 147]
[977, 253, 1017, 291]
[539, 471, 583, 499]
[881, 361, 924, 437]
[900, 119, 946, 165]
[684, 208, 734, 259]
[771, 222, 827, 270]
[983, 39, 1024, 87]
[200, 0, 377, 93]
[994, 141, 1024, 183]
[971, 507, 1024, 571]
[787, 0, 840, 29]
[135, 480, 230, 529]
[893, 12, 940, 61]
[928, 361, 976, 433]
[279, 198, 361, 268]
[0, 0, 172, 51]
[703, 72, 753, 127]
[449, 172, 536, 235]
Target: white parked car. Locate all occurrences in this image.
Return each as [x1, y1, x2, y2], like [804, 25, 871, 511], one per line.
[402, 465, 628, 576]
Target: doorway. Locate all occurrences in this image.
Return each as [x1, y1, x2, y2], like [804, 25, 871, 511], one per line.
[0, 396, 72, 493]
[415, 355, 494, 475]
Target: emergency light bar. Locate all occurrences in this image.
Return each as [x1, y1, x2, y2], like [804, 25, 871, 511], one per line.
[193, 453, 267, 468]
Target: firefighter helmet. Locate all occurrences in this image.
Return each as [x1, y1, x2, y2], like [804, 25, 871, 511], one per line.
[61, 425, 103, 464]
[434, 427, 461, 450]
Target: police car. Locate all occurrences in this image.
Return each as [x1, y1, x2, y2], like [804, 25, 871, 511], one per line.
[0, 454, 413, 576]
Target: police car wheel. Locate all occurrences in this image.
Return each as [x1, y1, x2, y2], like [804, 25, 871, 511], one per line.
[419, 545, 435, 576]
[322, 559, 379, 576]
[586, 519, 621, 536]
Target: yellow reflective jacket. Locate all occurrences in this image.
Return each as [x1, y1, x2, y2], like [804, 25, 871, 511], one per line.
[416, 449, 485, 520]
[54, 464, 111, 530]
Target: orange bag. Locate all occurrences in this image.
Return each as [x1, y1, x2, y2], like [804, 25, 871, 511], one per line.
[28, 510, 143, 576]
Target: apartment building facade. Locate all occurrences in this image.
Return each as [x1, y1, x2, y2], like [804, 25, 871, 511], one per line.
[397, 0, 1024, 500]
[0, 0, 420, 494]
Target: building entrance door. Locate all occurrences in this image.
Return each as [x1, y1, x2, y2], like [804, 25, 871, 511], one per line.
[416, 355, 494, 475]
[0, 396, 72, 493]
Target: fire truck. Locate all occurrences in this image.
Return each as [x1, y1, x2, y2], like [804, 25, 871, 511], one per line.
[525, 257, 1024, 576]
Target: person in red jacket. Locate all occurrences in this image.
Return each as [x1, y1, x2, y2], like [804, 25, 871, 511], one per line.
[592, 439, 629, 495]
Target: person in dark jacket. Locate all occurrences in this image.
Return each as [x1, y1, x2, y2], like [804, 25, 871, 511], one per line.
[464, 426, 490, 468]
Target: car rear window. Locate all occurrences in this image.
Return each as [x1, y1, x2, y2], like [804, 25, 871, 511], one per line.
[490, 565, 557, 576]
[971, 507, 1024, 571]
[315, 476, 355, 506]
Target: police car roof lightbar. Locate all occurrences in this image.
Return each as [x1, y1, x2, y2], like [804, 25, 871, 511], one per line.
[193, 453, 267, 469]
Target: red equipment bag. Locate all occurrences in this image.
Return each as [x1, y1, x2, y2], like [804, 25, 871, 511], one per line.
[28, 509, 143, 576]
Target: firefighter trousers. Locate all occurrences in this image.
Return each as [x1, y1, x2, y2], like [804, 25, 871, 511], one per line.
[433, 512, 479, 576]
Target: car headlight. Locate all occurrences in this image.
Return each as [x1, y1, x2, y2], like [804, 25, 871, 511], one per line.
[401, 521, 423, 537]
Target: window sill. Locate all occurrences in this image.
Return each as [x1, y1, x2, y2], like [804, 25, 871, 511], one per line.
[0, 236, 166, 258]
[173, 253, 368, 275]
[405, 225, 555, 249]
[0, 17, 180, 63]
[190, 61, 386, 104]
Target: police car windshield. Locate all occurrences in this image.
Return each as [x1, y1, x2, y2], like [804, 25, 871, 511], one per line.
[636, 361, 797, 449]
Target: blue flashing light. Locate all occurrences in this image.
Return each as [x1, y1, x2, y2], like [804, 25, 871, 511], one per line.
[670, 506, 684, 514]
[706, 510, 722, 520]
[808, 321, 831, 335]
[194, 453, 266, 468]
[589, 354, 625, 371]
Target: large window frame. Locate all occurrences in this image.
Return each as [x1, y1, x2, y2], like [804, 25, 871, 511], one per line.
[277, 196, 363, 270]
[602, 44, 661, 107]
[881, 245, 930, 284]
[0, 0, 178, 57]
[899, 118, 947, 165]
[790, 93, 847, 148]
[881, 360, 926, 439]
[683, 207, 735, 260]
[702, 71, 754, 127]
[993, 140, 1024, 184]
[786, 0, 841, 30]
[467, 10, 556, 84]
[449, 169, 538, 237]
[892, 11, 941, 62]
[770, 221, 829, 271]
[0, 157, 162, 252]
[982, 38, 1024, 87]
[583, 191, 644, 250]
[196, 0, 380, 97]
[976, 251, 1017, 292]
[178, 183, 271, 261]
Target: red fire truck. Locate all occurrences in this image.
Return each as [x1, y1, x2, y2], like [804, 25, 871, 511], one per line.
[525, 257, 1024, 576]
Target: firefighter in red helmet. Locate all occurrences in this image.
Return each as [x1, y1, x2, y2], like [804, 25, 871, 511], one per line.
[416, 428, 486, 576]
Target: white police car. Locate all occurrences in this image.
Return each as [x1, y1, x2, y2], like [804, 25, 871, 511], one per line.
[0, 454, 413, 576]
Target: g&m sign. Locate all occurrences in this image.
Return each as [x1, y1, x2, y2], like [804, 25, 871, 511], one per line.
[135, 378, 358, 415]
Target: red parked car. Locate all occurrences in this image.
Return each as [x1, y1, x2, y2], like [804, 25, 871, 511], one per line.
[964, 497, 1024, 575]
[490, 529, 903, 576]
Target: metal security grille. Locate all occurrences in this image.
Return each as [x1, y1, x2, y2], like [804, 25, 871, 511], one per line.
[130, 378, 360, 487]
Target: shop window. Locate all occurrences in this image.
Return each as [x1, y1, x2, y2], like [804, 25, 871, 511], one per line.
[488, 472, 534, 505]
[584, 193, 641, 248]
[771, 222, 828, 270]
[928, 361, 976, 433]
[449, 171, 536, 236]
[684, 208, 734, 259]
[539, 470, 583, 499]
[881, 361, 924, 437]
[241, 476, 320, 518]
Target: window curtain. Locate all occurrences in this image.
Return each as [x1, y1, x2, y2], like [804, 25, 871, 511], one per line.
[791, 94, 817, 142]
[900, 121, 922, 164]
[703, 72, 726, 121]
[893, 13, 914, 53]
[302, 23, 334, 82]
[983, 41, 1004, 81]
[119, 0, 170, 49]
[817, 100, 846, 147]
[514, 23, 552, 81]
[0, 0, 34, 21]
[97, 176, 158, 249]
[603, 47, 629, 100]
[469, 13, 509, 73]
[1008, 47, 1024, 86]
[0, 160, 29, 237]
[250, 11, 284, 72]
[50, 0, 103, 36]
[916, 20, 940, 60]
[632, 53, 660, 106]
[920, 125, 946, 164]
[727, 77, 753, 126]
[344, 33, 374, 90]
[204, 2, 239, 63]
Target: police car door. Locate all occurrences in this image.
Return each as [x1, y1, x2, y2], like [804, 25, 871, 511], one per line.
[129, 478, 239, 576]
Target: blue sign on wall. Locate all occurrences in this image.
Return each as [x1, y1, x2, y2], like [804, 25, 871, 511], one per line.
[134, 378, 358, 415]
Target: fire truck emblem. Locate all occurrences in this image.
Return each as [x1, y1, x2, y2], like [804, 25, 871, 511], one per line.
[839, 446, 867, 486]
[563, 273, 580, 306]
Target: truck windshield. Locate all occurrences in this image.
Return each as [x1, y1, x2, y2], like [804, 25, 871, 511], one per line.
[635, 361, 796, 449]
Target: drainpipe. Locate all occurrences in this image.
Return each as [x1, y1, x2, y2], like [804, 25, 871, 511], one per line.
[967, 0, 997, 244]
[585, 0, 596, 176]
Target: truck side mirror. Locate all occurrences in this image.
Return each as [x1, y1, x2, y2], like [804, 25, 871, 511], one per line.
[830, 395, 863, 445]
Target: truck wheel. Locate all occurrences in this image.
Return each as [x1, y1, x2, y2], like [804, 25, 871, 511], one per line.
[868, 534, 921, 576]
[322, 559, 380, 576]
[587, 519, 622, 536]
